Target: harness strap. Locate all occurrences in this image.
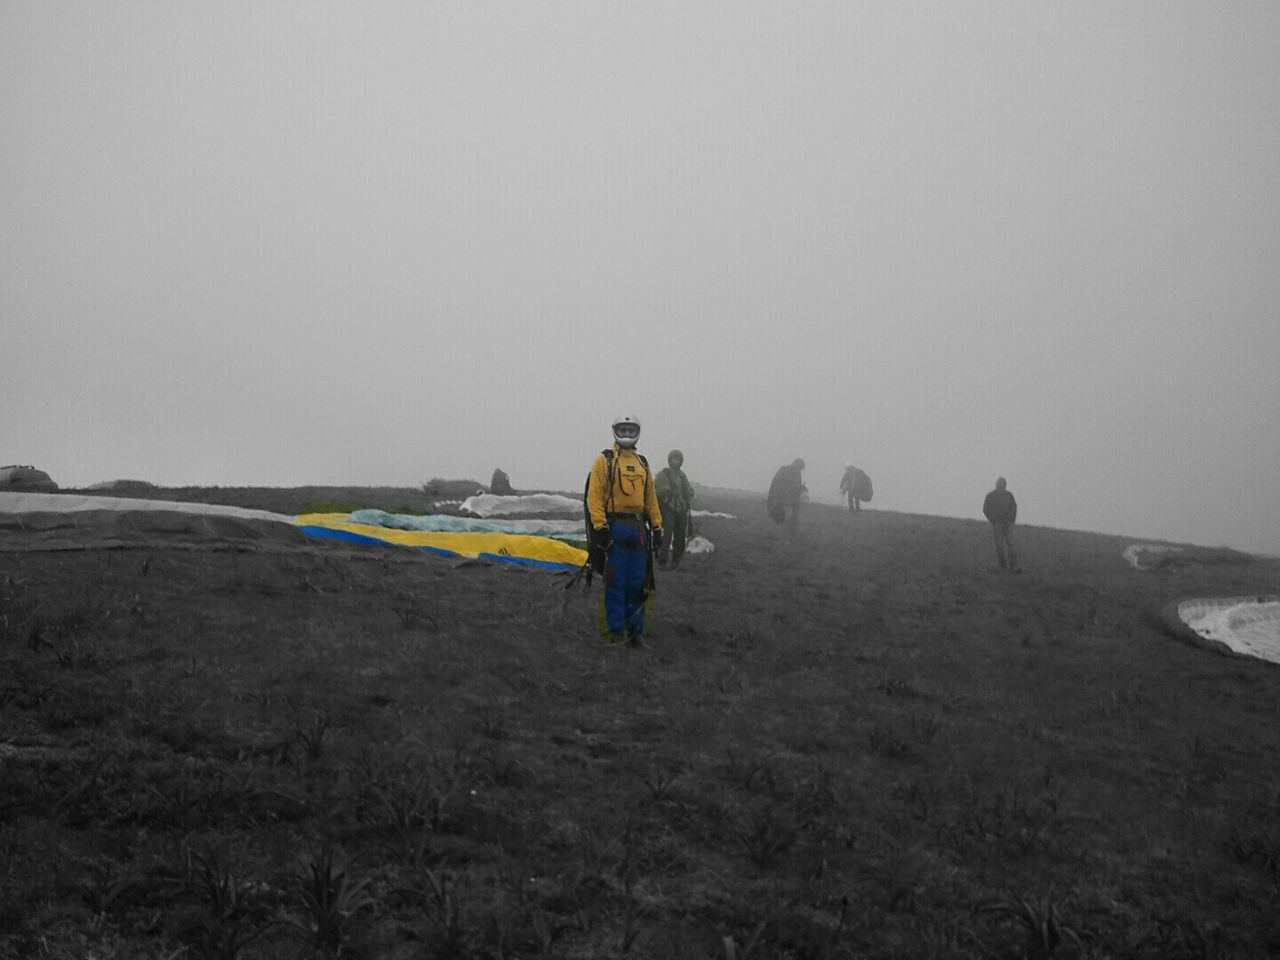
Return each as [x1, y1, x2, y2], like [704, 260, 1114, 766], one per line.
[600, 449, 651, 525]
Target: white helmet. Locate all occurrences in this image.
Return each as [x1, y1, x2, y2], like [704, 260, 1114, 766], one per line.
[612, 415, 641, 449]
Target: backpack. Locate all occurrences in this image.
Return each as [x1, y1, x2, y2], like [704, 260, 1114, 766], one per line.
[766, 465, 795, 523]
[853, 469, 873, 502]
[583, 449, 649, 575]
[767, 497, 786, 524]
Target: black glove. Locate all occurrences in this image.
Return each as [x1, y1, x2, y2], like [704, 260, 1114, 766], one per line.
[594, 526, 611, 551]
[652, 528, 663, 551]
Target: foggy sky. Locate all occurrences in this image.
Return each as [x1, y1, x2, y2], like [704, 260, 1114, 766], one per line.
[4, 2, 1279, 554]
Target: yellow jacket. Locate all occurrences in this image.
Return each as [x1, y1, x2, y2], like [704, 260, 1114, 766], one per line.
[587, 445, 664, 532]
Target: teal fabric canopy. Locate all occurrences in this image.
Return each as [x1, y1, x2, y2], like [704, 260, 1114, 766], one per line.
[350, 509, 584, 540]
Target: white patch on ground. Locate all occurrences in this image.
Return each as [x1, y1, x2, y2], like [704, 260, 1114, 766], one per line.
[1123, 543, 1184, 570]
[691, 510, 736, 519]
[685, 536, 715, 555]
[0, 742, 86, 762]
[1178, 596, 1280, 665]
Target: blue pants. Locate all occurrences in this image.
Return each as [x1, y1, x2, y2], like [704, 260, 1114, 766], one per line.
[599, 518, 651, 638]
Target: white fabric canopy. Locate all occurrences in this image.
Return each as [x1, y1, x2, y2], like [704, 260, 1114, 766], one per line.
[457, 493, 584, 517]
[350, 508, 584, 539]
[0, 491, 295, 525]
[1176, 595, 1280, 665]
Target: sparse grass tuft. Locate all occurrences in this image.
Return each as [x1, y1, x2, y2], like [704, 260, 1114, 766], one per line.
[733, 807, 799, 869]
[279, 844, 375, 955]
[294, 712, 335, 761]
[868, 720, 913, 760]
[641, 761, 684, 802]
[176, 842, 280, 960]
[975, 891, 1081, 959]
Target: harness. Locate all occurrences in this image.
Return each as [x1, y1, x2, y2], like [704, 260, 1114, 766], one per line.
[567, 448, 655, 590]
[600, 448, 650, 522]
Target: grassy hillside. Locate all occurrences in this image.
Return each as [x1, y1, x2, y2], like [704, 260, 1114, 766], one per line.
[1, 490, 1278, 959]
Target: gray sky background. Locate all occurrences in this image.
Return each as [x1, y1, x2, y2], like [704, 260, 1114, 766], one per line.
[4, 2, 1278, 554]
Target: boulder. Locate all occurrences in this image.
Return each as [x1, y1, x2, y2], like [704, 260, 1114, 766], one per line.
[0, 465, 58, 493]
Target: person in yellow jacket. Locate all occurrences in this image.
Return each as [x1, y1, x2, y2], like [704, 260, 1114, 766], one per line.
[586, 415, 664, 643]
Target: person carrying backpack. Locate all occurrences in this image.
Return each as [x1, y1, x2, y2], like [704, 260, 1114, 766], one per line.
[767, 458, 807, 540]
[655, 449, 695, 568]
[586, 416, 664, 643]
[839, 463, 873, 514]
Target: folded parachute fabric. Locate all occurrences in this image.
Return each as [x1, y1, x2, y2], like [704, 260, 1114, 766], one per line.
[1161, 595, 1280, 665]
[0, 491, 296, 525]
[684, 536, 715, 555]
[1122, 543, 1183, 571]
[457, 493, 584, 518]
[349, 509, 584, 540]
[297, 514, 587, 571]
[0, 493, 588, 570]
[0, 491, 306, 549]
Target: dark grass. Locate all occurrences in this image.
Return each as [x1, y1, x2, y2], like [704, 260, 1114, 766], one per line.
[2, 490, 1279, 958]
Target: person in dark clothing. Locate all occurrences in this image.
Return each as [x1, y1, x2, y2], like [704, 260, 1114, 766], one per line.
[982, 476, 1018, 571]
[767, 458, 807, 540]
[839, 463, 873, 514]
[655, 449, 695, 568]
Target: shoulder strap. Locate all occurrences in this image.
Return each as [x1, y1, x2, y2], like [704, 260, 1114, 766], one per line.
[639, 454, 652, 521]
[601, 449, 616, 514]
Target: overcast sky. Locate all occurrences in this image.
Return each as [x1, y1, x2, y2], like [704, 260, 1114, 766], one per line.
[3, 2, 1278, 554]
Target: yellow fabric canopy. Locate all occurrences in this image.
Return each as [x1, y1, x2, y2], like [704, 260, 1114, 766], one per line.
[297, 513, 587, 571]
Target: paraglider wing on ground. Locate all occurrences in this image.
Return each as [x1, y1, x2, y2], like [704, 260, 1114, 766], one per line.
[1160, 595, 1280, 665]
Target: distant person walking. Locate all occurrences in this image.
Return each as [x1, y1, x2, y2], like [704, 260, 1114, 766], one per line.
[767, 458, 807, 540]
[839, 463, 873, 514]
[586, 416, 664, 643]
[982, 476, 1019, 571]
[655, 449, 695, 568]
